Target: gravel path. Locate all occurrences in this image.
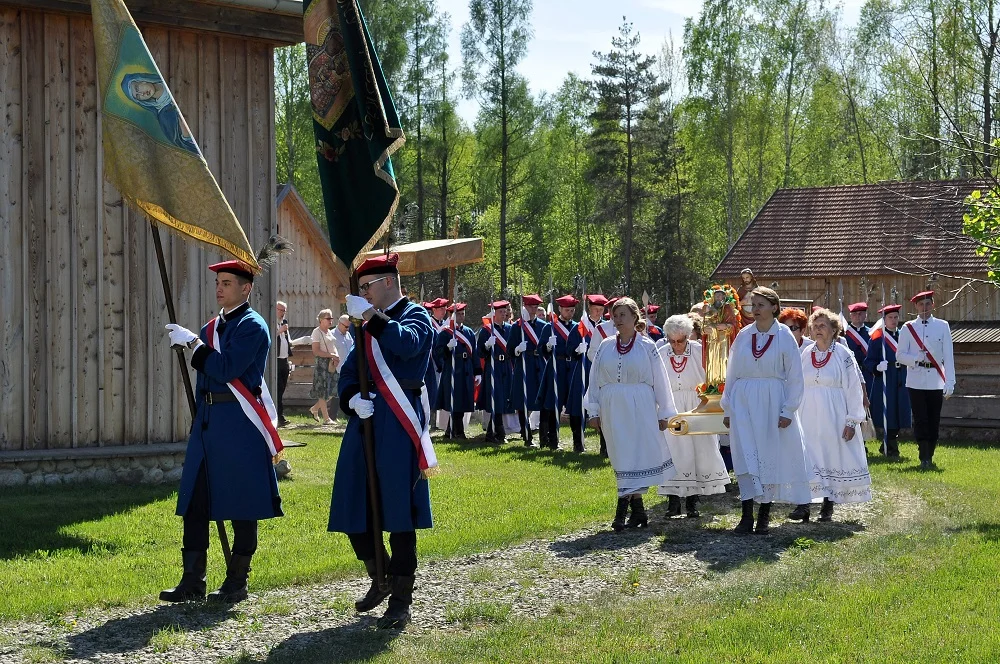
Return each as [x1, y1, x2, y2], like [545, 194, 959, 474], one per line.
[0, 486, 922, 664]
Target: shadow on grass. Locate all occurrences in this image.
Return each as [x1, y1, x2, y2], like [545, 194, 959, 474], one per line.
[66, 602, 232, 657]
[945, 522, 1000, 543]
[0, 482, 176, 560]
[437, 438, 609, 473]
[259, 618, 397, 663]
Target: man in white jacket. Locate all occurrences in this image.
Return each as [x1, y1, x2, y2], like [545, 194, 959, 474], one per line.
[894, 290, 955, 469]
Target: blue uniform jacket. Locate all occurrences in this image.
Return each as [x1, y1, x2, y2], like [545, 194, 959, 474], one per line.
[177, 302, 283, 521]
[508, 318, 546, 411]
[647, 324, 664, 343]
[476, 322, 514, 414]
[433, 324, 478, 413]
[328, 298, 434, 534]
[864, 328, 912, 429]
[537, 318, 586, 417]
[846, 324, 875, 399]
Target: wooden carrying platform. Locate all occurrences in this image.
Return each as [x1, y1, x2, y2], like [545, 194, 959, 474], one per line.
[364, 238, 484, 276]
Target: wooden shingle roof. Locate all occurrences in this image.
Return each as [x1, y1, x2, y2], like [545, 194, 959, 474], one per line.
[712, 180, 990, 279]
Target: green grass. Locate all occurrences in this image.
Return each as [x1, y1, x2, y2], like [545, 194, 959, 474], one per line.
[0, 415, 624, 621]
[148, 623, 186, 653]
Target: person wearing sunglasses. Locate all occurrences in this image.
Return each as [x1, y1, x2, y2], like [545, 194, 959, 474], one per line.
[778, 307, 808, 347]
[329, 253, 436, 630]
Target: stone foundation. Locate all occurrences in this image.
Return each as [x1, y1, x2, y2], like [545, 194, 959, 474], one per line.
[0, 443, 187, 488]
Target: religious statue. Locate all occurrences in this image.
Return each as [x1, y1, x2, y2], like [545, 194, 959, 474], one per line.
[701, 284, 740, 390]
[735, 269, 758, 328]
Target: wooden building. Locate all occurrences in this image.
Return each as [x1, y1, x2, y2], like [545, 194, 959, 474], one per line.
[712, 179, 1000, 439]
[0, 0, 303, 485]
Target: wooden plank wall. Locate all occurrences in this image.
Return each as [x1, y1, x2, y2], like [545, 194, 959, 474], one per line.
[718, 274, 1000, 322]
[0, 7, 277, 452]
[274, 197, 348, 327]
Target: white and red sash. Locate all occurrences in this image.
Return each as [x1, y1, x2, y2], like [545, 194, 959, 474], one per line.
[845, 326, 869, 353]
[520, 307, 540, 346]
[445, 325, 474, 355]
[431, 318, 445, 334]
[205, 315, 283, 457]
[551, 315, 572, 343]
[489, 323, 508, 352]
[365, 335, 437, 472]
[881, 330, 898, 354]
[905, 322, 947, 383]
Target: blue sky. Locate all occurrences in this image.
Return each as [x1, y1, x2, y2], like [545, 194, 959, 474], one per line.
[435, 0, 866, 123]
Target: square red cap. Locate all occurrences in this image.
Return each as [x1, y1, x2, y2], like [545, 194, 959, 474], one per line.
[522, 294, 543, 306]
[209, 260, 255, 281]
[430, 298, 450, 308]
[355, 253, 399, 279]
[879, 304, 903, 314]
[847, 302, 868, 312]
[910, 290, 934, 303]
[645, 304, 660, 314]
[586, 294, 610, 306]
[447, 302, 467, 312]
[490, 300, 510, 309]
[555, 295, 579, 307]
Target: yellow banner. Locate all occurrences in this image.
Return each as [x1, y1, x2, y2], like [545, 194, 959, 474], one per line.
[90, 0, 259, 270]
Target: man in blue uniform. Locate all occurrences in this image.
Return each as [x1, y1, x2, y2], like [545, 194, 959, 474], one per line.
[509, 294, 546, 447]
[425, 298, 449, 429]
[845, 301, 874, 401]
[161, 260, 284, 605]
[330, 253, 436, 629]
[434, 302, 477, 439]
[538, 295, 587, 452]
[477, 301, 514, 443]
[645, 304, 664, 342]
[581, 294, 612, 456]
[864, 304, 910, 459]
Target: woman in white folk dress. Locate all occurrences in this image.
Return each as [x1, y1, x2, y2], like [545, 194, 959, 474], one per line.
[586, 298, 677, 531]
[793, 309, 872, 522]
[721, 287, 814, 535]
[657, 315, 730, 518]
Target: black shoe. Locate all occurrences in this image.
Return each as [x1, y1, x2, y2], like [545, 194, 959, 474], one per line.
[611, 497, 630, 531]
[665, 495, 682, 517]
[277, 418, 290, 428]
[627, 495, 648, 528]
[377, 575, 415, 629]
[599, 433, 608, 458]
[685, 495, 701, 518]
[207, 553, 252, 604]
[818, 498, 834, 522]
[733, 500, 755, 535]
[159, 549, 207, 602]
[755, 502, 772, 534]
[355, 559, 391, 612]
[787, 504, 810, 521]
[920, 459, 932, 470]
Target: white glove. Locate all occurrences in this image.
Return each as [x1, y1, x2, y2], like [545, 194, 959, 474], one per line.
[515, 340, 528, 355]
[475, 375, 482, 386]
[166, 324, 198, 348]
[546, 336, 556, 350]
[349, 392, 376, 419]
[485, 336, 496, 349]
[877, 360, 889, 372]
[943, 385, 954, 398]
[447, 338, 458, 349]
[346, 294, 373, 319]
[575, 341, 588, 355]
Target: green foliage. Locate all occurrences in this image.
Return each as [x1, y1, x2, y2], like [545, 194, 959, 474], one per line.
[963, 184, 1000, 284]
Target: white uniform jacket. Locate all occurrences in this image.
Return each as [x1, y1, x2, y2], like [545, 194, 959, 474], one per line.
[895, 316, 955, 391]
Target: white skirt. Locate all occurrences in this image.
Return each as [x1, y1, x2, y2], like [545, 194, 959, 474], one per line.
[659, 389, 730, 496]
[600, 383, 675, 496]
[801, 385, 872, 503]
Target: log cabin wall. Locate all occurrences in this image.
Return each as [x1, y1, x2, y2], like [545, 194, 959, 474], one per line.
[274, 186, 349, 327]
[715, 274, 1000, 322]
[0, 6, 278, 453]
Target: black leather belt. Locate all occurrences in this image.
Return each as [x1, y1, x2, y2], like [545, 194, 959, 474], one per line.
[556, 354, 575, 360]
[462, 352, 469, 359]
[916, 361, 935, 369]
[397, 379, 425, 390]
[497, 353, 506, 362]
[204, 391, 238, 405]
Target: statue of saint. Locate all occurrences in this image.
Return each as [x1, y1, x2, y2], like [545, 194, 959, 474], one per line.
[701, 285, 740, 389]
[736, 269, 758, 328]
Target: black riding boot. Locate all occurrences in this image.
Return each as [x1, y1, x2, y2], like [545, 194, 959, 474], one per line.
[377, 574, 415, 629]
[495, 416, 507, 442]
[355, 559, 391, 612]
[159, 549, 207, 602]
[547, 411, 560, 450]
[666, 495, 682, 517]
[788, 504, 810, 521]
[819, 498, 834, 522]
[538, 417, 550, 448]
[685, 495, 701, 518]
[627, 495, 648, 528]
[599, 432, 608, 458]
[611, 497, 630, 531]
[734, 499, 755, 534]
[207, 553, 253, 604]
[452, 414, 467, 440]
[755, 502, 772, 534]
[570, 416, 584, 452]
